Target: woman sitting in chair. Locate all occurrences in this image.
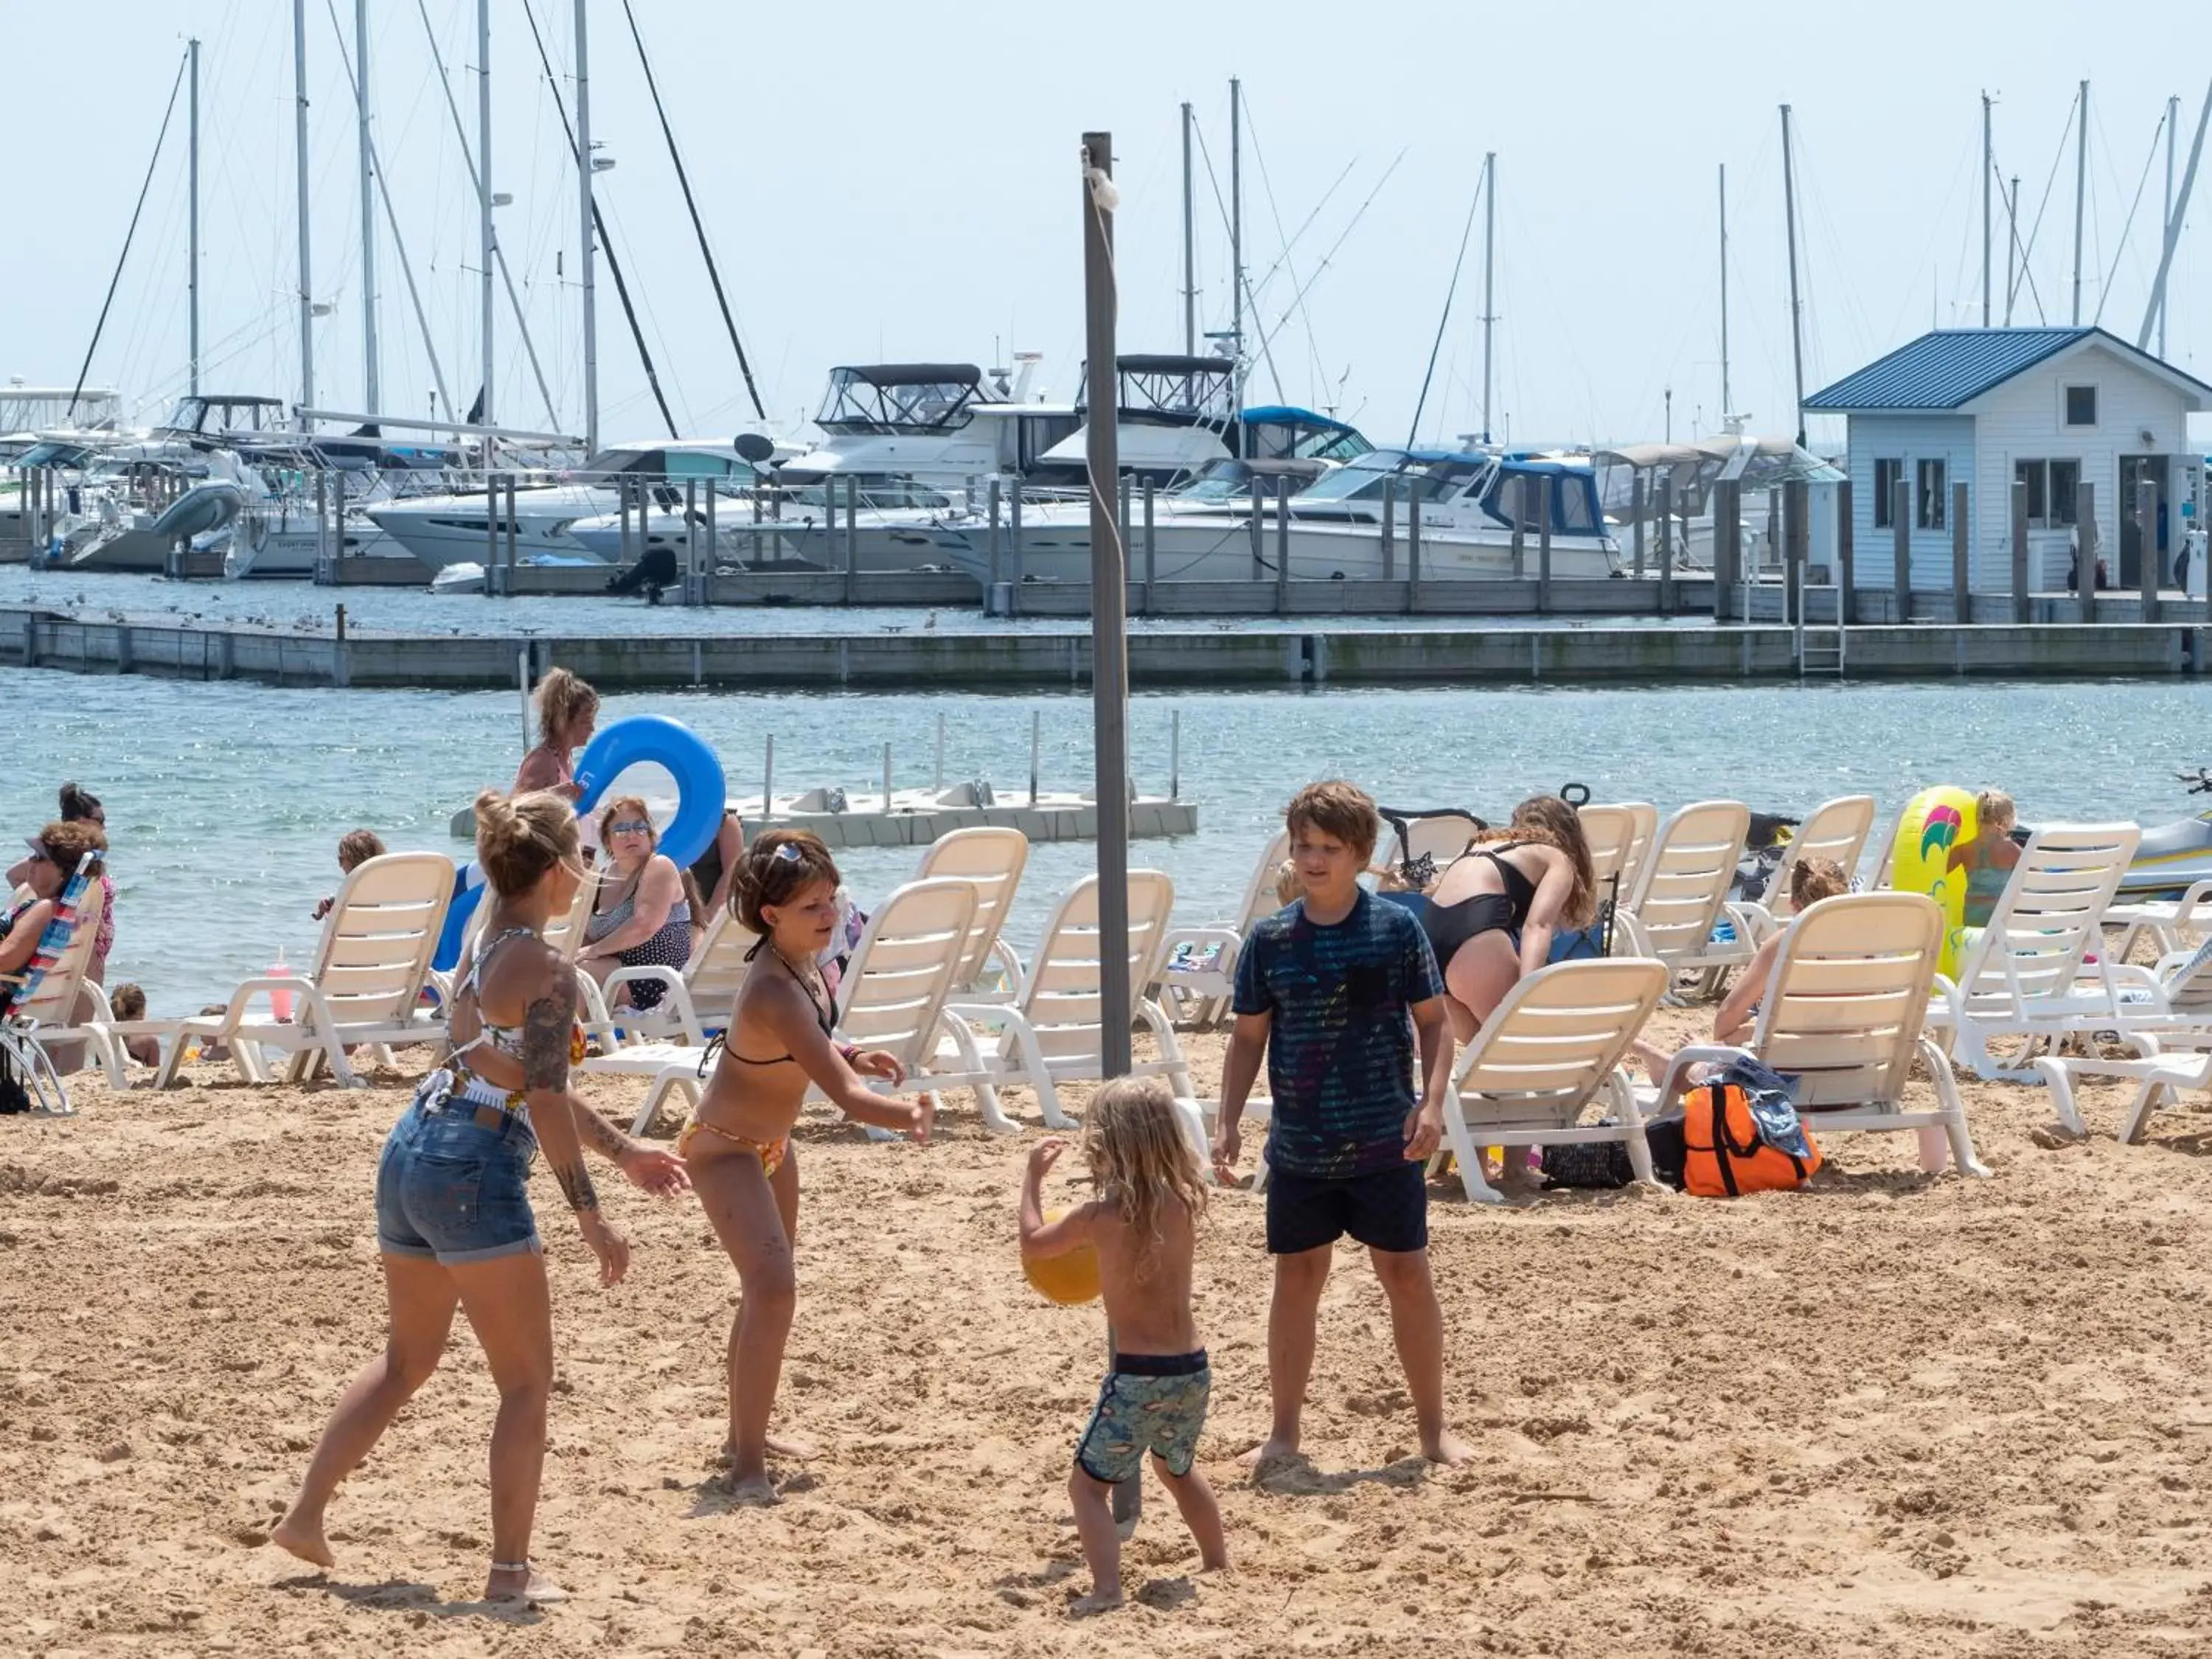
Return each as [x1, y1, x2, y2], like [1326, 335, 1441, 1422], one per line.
[576, 796, 691, 1010]
[1, 821, 107, 1017]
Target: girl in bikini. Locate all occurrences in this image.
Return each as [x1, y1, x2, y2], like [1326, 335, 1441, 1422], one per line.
[685, 830, 931, 1503]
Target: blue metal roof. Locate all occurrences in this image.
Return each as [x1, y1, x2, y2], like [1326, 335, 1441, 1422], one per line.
[1804, 326, 2212, 412]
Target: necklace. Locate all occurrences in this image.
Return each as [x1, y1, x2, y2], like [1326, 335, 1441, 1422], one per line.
[769, 943, 835, 1034]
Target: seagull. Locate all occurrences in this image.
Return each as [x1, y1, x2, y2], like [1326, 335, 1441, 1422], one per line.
[924, 611, 938, 630]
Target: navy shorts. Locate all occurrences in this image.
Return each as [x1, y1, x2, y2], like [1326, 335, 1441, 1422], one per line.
[1267, 1158, 1427, 1255]
[375, 1083, 541, 1265]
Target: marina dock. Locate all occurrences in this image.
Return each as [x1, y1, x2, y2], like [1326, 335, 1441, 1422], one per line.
[8, 601, 2211, 689]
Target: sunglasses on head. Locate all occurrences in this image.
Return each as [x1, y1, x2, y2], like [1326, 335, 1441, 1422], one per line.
[608, 818, 652, 836]
[772, 842, 805, 863]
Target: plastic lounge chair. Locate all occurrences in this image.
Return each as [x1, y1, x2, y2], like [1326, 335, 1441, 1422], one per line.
[2104, 877, 2212, 966]
[597, 904, 759, 1048]
[1646, 891, 1986, 1177]
[1871, 799, 1906, 891]
[0, 1023, 71, 1116]
[603, 879, 1009, 1135]
[1927, 822, 2141, 1081]
[1579, 802, 1658, 904]
[940, 870, 1194, 1132]
[430, 865, 608, 1026]
[913, 827, 1029, 999]
[2031, 936, 2212, 1140]
[1740, 794, 1879, 943]
[1379, 811, 1482, 881]
[1613, 799, 1755, 997]
[153, 852, 454, 1088]
[2, 856, 166, 1101]
[1431, 956, 1671, 1204]
[1156, 829, 1287, 1029]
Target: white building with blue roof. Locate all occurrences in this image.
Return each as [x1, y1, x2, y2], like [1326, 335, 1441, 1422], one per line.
[1803, 327, 2208, 594]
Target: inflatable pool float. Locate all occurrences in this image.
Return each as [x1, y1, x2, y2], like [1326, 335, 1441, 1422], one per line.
[1886, 785, 1978, 975]
[434, 715, 728, 970]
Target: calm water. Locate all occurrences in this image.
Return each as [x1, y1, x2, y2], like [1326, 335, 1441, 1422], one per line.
[0, 566, 1708, 638]
[7, 667, 2211, 1015]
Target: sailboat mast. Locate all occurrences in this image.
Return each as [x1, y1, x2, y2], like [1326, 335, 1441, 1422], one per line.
[356, 0, 378, 411]
[2140, 78, 2212, 352]
[2163, 94, 2179, 357]
[478, 0, 494, 425]
[1780, 104, 1807, 448]
[1481, 150, 1495, 445]
[1228, 77, 1243, 452]
[1991, 91, 2008, 327]
[576, 0, 598, 452]
[2006, 176, 2019, 325]
[293, 0, 315, 426]
[188, 35, 199, 400]
[1180, 101, 1196, 358]
[1718, 161, 1730, 416]
[2072, 80, 2088, 325]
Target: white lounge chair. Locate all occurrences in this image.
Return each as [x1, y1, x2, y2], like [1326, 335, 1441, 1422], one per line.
[1740, 794, 1879, 943]
[2104, 878, 2212, 966]
[1646, 891, 1987, 1178]
[1613, 799, 1755, 996]
[913, 827, 1029, 998]
[1929, 822, 2142, 1080]
[942, 870, 1194, 1130]
[1431, 956, 1671, 1204]
[1579, 801, 1658, 923]
[599, 878, 1012, 1135]
[1156, 829, 1286, 1029]
[1380, 810, 1481, 882]
[2, 856, 171, 1102]
[597, 904, 760, 1047]
[431, 865, 608, 1026]
[2031, 937, 2212, 1140]
[154, 852, 454, 1088]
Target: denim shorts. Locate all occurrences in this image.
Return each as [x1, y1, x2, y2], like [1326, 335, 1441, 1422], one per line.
[375, 1082, 540, 1265]
[1074, 1351, 1210, 1484]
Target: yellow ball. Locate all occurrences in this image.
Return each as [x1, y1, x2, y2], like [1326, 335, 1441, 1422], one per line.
[1023, 1213, 1102, 1306]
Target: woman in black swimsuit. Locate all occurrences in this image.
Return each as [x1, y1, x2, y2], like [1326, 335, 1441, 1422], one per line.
[1422, 796, 1597, 1043]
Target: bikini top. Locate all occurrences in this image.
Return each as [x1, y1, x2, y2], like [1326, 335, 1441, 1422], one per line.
[721, 944, 837, 1068]
[583, 866, 692, 945]
[449, 925, 586, 1074]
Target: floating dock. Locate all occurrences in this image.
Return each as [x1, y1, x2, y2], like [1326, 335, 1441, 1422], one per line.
[7, 602, 2212, 689]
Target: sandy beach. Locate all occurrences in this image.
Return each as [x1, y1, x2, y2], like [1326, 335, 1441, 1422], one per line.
[7, 1011, 2212, 1658]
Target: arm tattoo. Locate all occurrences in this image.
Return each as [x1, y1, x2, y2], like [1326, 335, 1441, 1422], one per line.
[521, 990, 574, 1092]
[574, 1105, 632, 1161]
[553, 1158, 601, 1214]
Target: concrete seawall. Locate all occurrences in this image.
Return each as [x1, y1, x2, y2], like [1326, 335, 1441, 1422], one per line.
[4, 603, 2207, 690]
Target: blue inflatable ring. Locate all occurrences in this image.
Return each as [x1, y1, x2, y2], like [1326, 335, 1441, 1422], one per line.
[434, 715, 728, 971]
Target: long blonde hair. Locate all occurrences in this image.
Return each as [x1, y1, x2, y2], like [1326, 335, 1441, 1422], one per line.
[1083, 1077, 1206, 1273]
[532, 667, 599, 749]
[1465, 796, 1597, 929]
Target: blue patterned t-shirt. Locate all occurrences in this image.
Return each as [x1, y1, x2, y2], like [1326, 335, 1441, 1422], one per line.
[1232, 888, 1445, 1179]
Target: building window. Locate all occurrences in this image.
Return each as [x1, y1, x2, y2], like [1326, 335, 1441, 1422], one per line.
[2065, 384, 2098, 427]
[2014, 459, 2080, 529]
[1873, 457, 1905, 528]
[1916, 458, 1947, 530]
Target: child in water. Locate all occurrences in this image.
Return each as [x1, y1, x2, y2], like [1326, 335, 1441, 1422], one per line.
[1020, 1077, 1228, 1613]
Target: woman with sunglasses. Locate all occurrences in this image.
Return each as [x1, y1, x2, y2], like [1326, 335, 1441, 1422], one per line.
[577, 796, 691, 1010]
[1, 821, 107, 1016]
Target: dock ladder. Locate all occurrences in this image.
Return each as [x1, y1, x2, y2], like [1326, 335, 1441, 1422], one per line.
[1795, 580, 1846, 678]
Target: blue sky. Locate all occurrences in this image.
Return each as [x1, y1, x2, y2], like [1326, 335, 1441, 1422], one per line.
[3, 1, 2203, 452]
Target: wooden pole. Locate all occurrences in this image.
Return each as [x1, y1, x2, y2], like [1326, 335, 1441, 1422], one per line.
[1891, 477, 1911, 623]
[1785, 479, 1808, 626]
[1631, 470, 1646, 579]
[843, 476, 860, 605]
[2139, 477, 2160, 622]
[2078, 478, 2097, 620]
[1656, 473, 1674, 615]
[1380, 477, 1396, 582]
[1141, 478, 1155, 616]
[1536, 473, 1552, 614]
[1711, 478, 1736, 620]
[2010, 477, 2030, 623]
[1273, 476, 1290, 613]
[1836, 478, 1855, 625]
[1951, 479, 1970, 623]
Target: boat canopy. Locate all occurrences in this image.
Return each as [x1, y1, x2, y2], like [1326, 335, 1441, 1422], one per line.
[814, 364, 985, 436]
[1592, 434, 1843, 516]
[1486, 456, 1602, 535]
[1076, 355, 1237, 427]
[1240, 405, 1374, 464]
[572, 442, 765, 484]
[160, 394, 286, 437]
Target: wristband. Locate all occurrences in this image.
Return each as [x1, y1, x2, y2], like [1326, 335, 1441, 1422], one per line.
[838, 1043, 860, 1064]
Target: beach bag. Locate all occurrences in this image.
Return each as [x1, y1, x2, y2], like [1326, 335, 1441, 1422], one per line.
[1537, 1116, 1688, 1190]
[1683, 1079, 1822, 1197]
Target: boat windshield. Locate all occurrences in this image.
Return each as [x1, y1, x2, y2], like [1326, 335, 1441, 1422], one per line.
[1295, 450, 1481, 504]
[1242, 406, 1374, 463]
[1079, 355, 1237, 427]
[814, 365, 983, 435]
[9, 441, 94, 467]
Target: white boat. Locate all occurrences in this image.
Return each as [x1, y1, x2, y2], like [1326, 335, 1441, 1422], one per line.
[907, 448, 1621, 587]
[1592, 430, 1846, 573]
[366, 437, 781, 574]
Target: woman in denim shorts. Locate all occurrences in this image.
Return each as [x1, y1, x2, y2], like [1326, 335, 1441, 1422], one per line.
[273, 790, 689, 1605]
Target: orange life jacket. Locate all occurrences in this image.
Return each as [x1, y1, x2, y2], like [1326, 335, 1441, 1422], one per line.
[1683, 1081, 1822, 1197]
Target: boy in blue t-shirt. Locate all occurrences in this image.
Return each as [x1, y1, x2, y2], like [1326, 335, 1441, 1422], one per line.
[1215, 781, 1472, 1470]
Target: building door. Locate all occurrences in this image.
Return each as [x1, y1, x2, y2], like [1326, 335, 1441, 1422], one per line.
[2119, 455, 2169, 587]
